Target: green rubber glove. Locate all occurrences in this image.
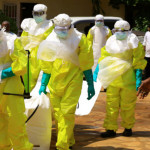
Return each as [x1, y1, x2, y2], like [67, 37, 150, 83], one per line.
[136, 69, 143, 91]
[39, 72, 51, 95]
[1, 67, 15, 79]
[83, 69, 95, 100]
[93, 64, 99, 82]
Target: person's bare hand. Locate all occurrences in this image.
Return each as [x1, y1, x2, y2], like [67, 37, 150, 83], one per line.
[137, 90, 149, 99]
[137, 77, 150, 99]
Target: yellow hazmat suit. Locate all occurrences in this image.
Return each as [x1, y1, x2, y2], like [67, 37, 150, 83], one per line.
[87, 26, 111, 45]
[39, 31, 94, 149]
[0, 37, 33, 149]
[20, 19, 54, 92]
[98, 32, 146, 131]
[87, 14, 112, 72]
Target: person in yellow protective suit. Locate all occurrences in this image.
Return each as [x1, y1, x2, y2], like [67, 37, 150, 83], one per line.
[0, 28, 33, 149]
[37, 14, 95, 150]
[20, 3, 54, 93]
[87, 14, 112, 72]
[93, 20, 147, 137]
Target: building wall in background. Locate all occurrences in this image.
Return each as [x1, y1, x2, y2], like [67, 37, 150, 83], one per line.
[0, 0, 125, 28]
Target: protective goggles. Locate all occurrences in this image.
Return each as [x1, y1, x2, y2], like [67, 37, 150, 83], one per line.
[95, 20, 103, 22]
[112, 28, 129, 34]
[54, 25, 71, 31]
[32, 11, 45, 16]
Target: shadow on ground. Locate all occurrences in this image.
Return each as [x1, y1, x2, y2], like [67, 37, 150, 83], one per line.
[132, 131, 150, 137]
[74, 146, 134, 150]
[51, 124, 150, 149]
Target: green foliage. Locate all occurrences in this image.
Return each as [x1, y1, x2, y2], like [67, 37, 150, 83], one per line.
[109, 0, 150, 31]
[133, 17, 149, 32]
[133, 8, 150, 32]
[109, 0, 150, 8]
[0, 10, 18, 34]
[133, 2, 150, 31]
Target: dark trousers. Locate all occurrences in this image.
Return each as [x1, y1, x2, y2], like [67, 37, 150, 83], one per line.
[144, 57, 150, 79]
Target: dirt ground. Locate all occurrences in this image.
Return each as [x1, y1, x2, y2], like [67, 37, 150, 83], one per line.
[50, 90, 150, 150]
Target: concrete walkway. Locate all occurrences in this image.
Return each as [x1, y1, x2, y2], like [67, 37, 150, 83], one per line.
[50, 91, 150, 150]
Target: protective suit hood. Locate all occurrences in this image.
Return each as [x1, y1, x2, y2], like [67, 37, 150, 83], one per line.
[53, 14, 71, 27]
[33, 4, 47, 12]
[21, 18, 53, 36]
[114, 20, 130, 31]
[37, 28, 82, 66]
[95, 14, 104, 21]
[106, 33, 139, 54]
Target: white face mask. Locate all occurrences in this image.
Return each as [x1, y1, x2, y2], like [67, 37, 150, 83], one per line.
[115, 32, 128, 40]
[54, 25, 71, 39]
[33, 14, 46, 24]
[55, 29, 69, 39]
[95, 21, 104, 27]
